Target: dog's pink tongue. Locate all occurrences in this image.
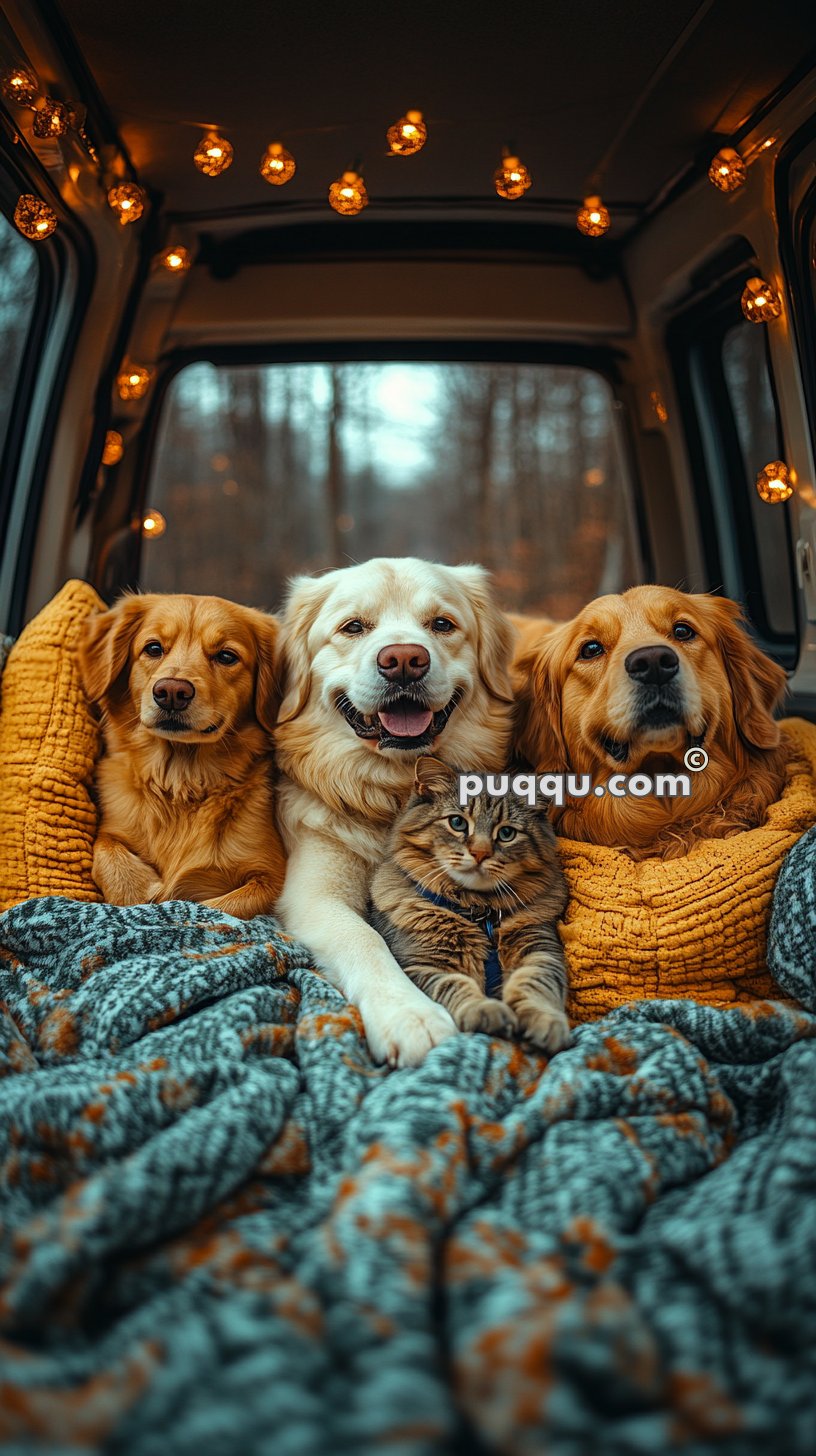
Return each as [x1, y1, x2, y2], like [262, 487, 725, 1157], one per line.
[378, 705, 433, 737]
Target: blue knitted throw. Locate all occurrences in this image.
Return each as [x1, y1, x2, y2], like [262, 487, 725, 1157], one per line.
[0, 890, 815, 1454]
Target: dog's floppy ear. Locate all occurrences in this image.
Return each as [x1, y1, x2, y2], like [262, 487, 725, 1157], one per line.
[413, 754, 457, 798]
[700, 595, 787, 751]
[250, 611, 282, 734]
[78, 594, 147, 704]
[448, 564, 515, 705]
[277, 573, 334, 725]
[512, 622, 571, 769]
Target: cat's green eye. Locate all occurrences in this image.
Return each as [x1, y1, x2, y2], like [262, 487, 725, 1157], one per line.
[496, 825, 517, 842]
[448, 814, 468, 833]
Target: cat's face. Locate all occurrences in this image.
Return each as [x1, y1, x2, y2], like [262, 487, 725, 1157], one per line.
[394, 755, 557, 895]
[432, 796, 543, 891]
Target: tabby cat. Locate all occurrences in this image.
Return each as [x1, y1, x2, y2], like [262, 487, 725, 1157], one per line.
[369, 755, 570, 1051]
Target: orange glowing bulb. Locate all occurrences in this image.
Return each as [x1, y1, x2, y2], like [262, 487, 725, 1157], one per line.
[387, 110, 427, 155]
[117, 364, 152, 401]
[193, 132, 233, 176]
[156, 244, 191, 272]
[13, 194, 57, 240]
[708, 147, 746, 193]
[755, 460, 793, 503]
[141, 508, 167, 538]
[102, 430, 124, 466]
[260, 142, 296, 185]
[740, 276, 782, 323]
[577, 195, 611, 237]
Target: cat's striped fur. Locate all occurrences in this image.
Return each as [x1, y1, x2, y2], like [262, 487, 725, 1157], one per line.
[369, 756, 570, 1051]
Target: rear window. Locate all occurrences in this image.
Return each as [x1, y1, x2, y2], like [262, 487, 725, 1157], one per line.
[140, 360, 638, 615]
[0, 206, 39, 464]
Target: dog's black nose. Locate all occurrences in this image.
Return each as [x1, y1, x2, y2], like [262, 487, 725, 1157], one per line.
[624, 645, 679, 686]
[376, 643, 430, 683]
[153, 677, 196, 712]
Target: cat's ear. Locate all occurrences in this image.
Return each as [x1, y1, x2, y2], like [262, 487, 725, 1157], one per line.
[413, 755, 456, 798]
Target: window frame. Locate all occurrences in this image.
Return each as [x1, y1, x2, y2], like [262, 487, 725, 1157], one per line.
[0, 138, 96, 635]
[667, 256, 797, 666]
[101, 339, 650, 600]
[0, 166, 54, 552]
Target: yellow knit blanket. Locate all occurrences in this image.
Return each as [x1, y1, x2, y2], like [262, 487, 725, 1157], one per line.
[561, 717, 816, 1021]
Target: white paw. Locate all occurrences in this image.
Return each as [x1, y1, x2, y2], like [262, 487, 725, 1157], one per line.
[362, 995, 457, 1068]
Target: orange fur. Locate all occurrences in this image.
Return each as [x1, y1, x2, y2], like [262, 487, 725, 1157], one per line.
[78, 593, 286, 917]
[511, 587, 788, 859]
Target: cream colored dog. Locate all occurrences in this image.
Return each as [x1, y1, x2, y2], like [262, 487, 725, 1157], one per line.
[274, 557, 515, 1068]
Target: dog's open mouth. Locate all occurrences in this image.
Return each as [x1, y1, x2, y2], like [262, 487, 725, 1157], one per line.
[337, 690, 461, 751]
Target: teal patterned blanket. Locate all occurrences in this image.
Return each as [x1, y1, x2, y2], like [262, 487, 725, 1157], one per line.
[0, 884, 815, 1455]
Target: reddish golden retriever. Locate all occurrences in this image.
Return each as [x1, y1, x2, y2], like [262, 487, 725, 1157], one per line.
[79, 593, 286, 916]
[512, 586, 789, 859]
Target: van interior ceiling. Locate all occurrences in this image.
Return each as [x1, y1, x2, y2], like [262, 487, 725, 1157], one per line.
[2, 0, 816, 698]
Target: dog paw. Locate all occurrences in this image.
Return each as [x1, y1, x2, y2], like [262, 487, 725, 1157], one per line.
[457, 998, 518, 1038]
[363, 998, 457, 1069]
[516, 1004, 571, 1054]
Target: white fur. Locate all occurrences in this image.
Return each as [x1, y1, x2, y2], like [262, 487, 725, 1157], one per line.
[274, 557, 515, 1068]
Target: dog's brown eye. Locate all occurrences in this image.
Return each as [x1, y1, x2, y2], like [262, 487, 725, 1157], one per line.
[673, 622, 696, 641]
[339, 619, 365, 635]
[432, 617, 455, 633]
[579, 640, 604, 660]
[215, 649, 239, 665]
[142, 642, 163, 658]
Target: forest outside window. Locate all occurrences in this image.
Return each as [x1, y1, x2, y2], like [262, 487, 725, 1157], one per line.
[140, 359, 639, 616]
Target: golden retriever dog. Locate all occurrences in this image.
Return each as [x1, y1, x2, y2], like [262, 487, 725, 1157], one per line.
[274, 557, 515, 1067]
[79, 593, 286, 917]
[512, 585, 788, 859]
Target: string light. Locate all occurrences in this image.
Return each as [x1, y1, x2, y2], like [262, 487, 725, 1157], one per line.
[328, 170, 368, 215]
[494, 153, 531, 200]
[13, 194, 57, 241]
[755, 460, 793, 504]
[1, 67, 39, 107]
[577, 195, 611, 237]
[650, 390, 669, 424]
[32, 99, 69, 138]
[117, 364, 152, 401]
[141, 509, 167, 539]
[708, 148, 746, 193]
[193, 132, 233, 176]
[107, 182, 145, 225]
[387, 110, 427, 156]
[102, 430, 124, 466]
[583, 468, 605, 487]
[156, 244, 191, 272]
[740, 276, 782, 324]
[260, 142, 296, 185]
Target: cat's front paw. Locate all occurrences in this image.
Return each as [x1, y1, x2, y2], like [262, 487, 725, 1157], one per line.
[458, 998, 519, 1039]
[362, 995, 457, 1069]
[516, 1004, 571, 1054]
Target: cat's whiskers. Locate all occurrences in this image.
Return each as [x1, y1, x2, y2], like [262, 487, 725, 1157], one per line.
[495, 875, 526, 909]
[413, 863, 456, 898]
